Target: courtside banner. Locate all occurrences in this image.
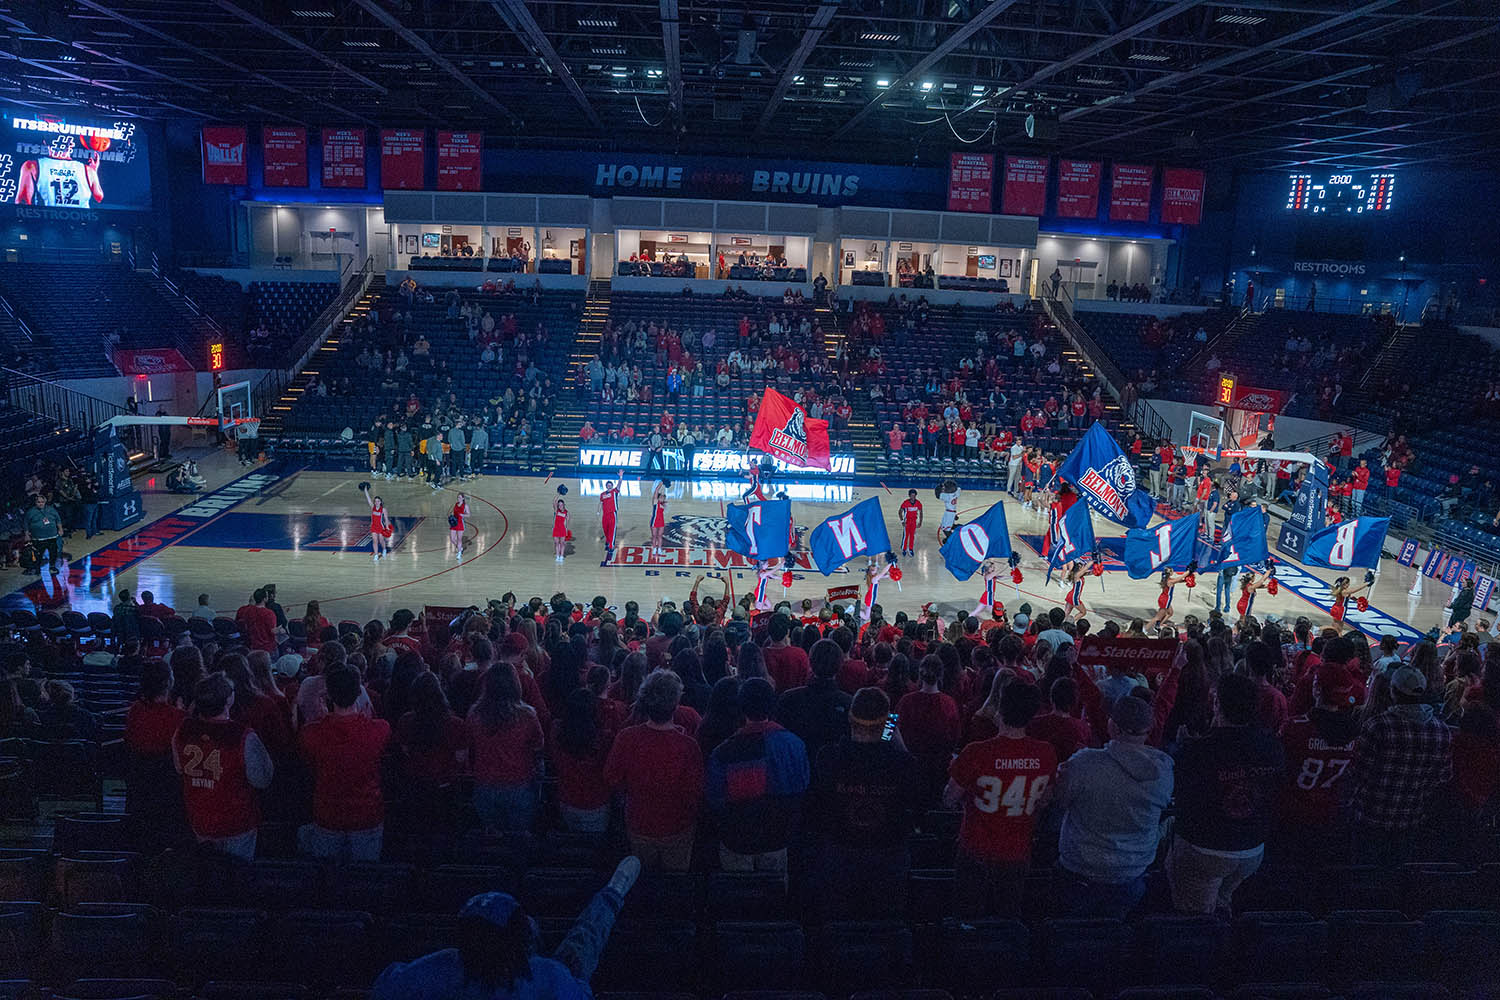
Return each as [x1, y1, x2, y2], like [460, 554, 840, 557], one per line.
[1475, 575, 1495, 612]
[1421, 548, 1446, 578]
[1077, 636, 1178, 675]
[1396, 538, 1418, 566]
[748, 388, 832, 471]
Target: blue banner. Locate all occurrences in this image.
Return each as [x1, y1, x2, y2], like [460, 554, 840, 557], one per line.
[1213, 508, 1271, 571]
[1476, 575, 1495, 612]
[809, 497, 892, 575]
[1123, 512, 1202, 579]
[1396, 537, 1419, 566]
[1304, 516, 1389, 570]
[940, 501, 1013, 582]
[1422, 547, 1446, 578]
[1057, 422, 1156, 528]
[1046, 501, 1097, 583]
[725, 499, 791, 561]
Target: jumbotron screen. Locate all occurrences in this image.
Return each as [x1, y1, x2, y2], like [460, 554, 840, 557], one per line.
[1284, 171, 1394, 214]
[0, 110, 151, 212]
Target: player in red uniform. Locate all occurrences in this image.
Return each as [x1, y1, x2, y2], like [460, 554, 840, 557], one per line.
[742, 459, 769, 501]
[898, 489, 923, 557]
[448, 492, 470, 559]
[552, 485, 570, 563]
[649, 479, 668, 558]
[599, 476, 622, 566]
[361, 483, 393, 563]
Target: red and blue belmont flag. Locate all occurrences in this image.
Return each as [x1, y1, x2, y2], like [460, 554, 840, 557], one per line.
[749, 388, 832, 470]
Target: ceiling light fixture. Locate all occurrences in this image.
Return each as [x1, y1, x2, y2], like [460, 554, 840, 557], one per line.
[591, 45, 626, 56]
[1215, 12, 1267, 25]
[342, 39, 380, 47]
[920, 81, 934, 91]
[290, 7, 335, 17]
[1128, 52, 1169, 62]
[578, 17, 618, 29]
[859, 31, 901, 43]
[875, 78, 890, 87]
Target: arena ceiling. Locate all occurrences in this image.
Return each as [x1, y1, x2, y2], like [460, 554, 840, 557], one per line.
[2, 0, 1497, 171]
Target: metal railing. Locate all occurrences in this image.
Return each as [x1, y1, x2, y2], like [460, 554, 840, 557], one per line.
[254, 255, 376, 420]
[0, 293, 34, 343]
[1041, 284, 1172, 443]
[1180, 304, 1251, 377]
[2, 367, 125, 430]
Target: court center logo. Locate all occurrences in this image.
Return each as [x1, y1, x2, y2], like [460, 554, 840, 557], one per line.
[660, 513, 810, 550]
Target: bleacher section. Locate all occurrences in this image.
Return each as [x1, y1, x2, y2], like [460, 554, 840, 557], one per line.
[0, 401, 89, 494]
[1209, 310, 1392, 419]
[171, 273, 337, 369]
[274, 284, 582, 469]
[578, 290, 852, 450]
[616, 262, 809, 283]
[1074, 308, 1233, 402]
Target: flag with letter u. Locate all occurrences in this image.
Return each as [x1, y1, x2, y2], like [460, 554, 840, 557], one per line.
[940, 501, 1013, 581]
[809, 497, 890, 575]
[725, 499, 791, 560]
[748, 388, 832, 470]
[1304, 516, 1389, 570]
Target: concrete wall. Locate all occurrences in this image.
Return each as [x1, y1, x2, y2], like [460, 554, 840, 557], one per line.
[837, 284, 1031, 310]
[1075, 301, 1217, 320]
[187, 267, 341, 288]
[611, 275, 811, 297]
[384, 270, 588, 292]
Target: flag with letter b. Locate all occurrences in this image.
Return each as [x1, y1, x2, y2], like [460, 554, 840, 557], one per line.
[1304, 516, 1389, 570]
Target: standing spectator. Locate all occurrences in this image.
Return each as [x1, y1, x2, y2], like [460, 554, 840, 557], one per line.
[124, 658, 187, 844]
[173, 673, 273, 859]
[236, 588, 279, 654]
[762, 615, 812, 692]
[551, 688, 616, 835]
[297, 663, 392, 861]
[468, 663, 545, 833]
[1168, 674, 1285, 915]
[944, 681, 1055, 917]
[898, 655, 963, 799]
[705, 678, 810, 877]
[1053, 695, 1173, 918]
[776, 638, 851, 759]
[1277, 661, 1361, 862]
[604, 670, 704, 870]
[23, 492, 62, 574]
[1348, 667, 1453, 866]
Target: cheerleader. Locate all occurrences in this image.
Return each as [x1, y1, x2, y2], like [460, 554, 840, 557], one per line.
[552, 485, 570, 563]
[599, 476, 621, 566]
[1329, 573, 1373, 635]
[449, 492, 470, 559]
[361, 483, 393, 563]
[1235, 567, 1268, 619]
[1020, 447, 1040, 508]
[971, 560, 1005, 620]
[649, 478, 669, 558]
[1062, 560, 1088, 620]
[752, 559, 779, 612]
[859, 557, 893, 626]
[1148, 567, 1192, 629]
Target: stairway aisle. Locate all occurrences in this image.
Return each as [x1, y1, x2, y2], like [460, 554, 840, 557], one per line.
[546, 278, 611, 470]
[261, 275, 385, 436]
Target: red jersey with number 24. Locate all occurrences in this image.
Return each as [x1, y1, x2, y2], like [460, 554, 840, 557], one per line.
[949, 735, 1057, 862]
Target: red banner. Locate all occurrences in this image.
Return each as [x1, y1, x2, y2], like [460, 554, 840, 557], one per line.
[321, 128, 366, 188]
[1077, 636, 1178, 677]
[1230, 385, 1285, 414]
[380, 129, 425, 190]
[1161, 167, 1206, 225]
[1056, 159, 1102, 218]
[1109, 163, 1154, 222]
[1001, 156, 1049, 216]
[114, 348, 195, 375]
[262, 126, 307, 187]
[946, 153, 994, 213]
[748, 388, 831, 470]
[200, 126, 247, 185]
[437, 131, 482, 191]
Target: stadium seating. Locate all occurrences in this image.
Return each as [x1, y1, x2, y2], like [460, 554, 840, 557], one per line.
[171, 273, 338, 369]
[1072, 308, 1232, 402]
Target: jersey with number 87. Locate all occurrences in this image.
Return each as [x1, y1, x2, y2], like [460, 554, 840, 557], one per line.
[948, 735, 1058, 863]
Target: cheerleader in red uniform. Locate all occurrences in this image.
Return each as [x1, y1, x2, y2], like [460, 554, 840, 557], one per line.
[1148, 567, 1191, 629]
[449, 492, 470, 559]
[1062, 560, 1088, 620]
[552, 485, 570, 563]
[361, 483, 393, 563]
[599, 476, 621, 566]
[1328, 573, 1373, 635]
[970, 560, 1004, 620]
[752, 559, 779, 612]
[1235, 567, 1269, 619]
[859, 557, 893, 628]
[649, 479, 668, 558]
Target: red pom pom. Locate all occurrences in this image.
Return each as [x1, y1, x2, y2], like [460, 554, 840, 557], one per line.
[781, 571, 794, 588]
[1357, 596, 1369, 612]
[1185, 572, 1197, 588]
[889, 566, 903, 582]
[565, 531, 575, 541]
[1011, 568, 1024, 584]
[1267, 579, 1279, 595]
[1091, 562, 1103, 577]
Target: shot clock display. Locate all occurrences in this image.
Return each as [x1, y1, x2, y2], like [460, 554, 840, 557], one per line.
[1285, 172, 1395, 213]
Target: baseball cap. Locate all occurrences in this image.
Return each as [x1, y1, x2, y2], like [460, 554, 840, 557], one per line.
[1111, 694, 1154, 736]
[1391, 667, 1427, 697]
[1316, 661, 1358, 706]
[460, 891, 523, 927]
[272, 653, 303, 678]
[1013, 613, 1030, 630]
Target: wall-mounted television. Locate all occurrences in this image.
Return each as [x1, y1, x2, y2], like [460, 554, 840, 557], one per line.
[422, 233, 441, 249]
[977, 254, 996, 270]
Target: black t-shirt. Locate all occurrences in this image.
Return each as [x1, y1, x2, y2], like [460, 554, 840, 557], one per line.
[1173, 724, 1287, 851]
[777, 679, 851, 760]
[811, 737, 922, 850]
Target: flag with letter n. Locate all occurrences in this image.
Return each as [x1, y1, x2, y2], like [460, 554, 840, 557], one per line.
[809, 497, 891, 575]
[1123, 512, 1202, 579]
[748, 388, 832, 470]
[1304, 516, 1389, 570]
[725, 499, 791, 560]
[1045, 500, 1096, 583]
[940, 501, 1013, 581]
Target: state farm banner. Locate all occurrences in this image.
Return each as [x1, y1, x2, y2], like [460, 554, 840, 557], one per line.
[437, 131, 482, 191]
[1001, 155, 1049, 216]
[201, 126, 247, 185]
[1161, 166, 1206, 225]
[1077, 635, 1178, 677]
[380, 129, 425, 190]
[1056, 159, 1102, 218]
[946, 153, 994, 213]
[1230, 385, 1285, 414]
[321, 127, 366, 188]
[1109, 163, 1153, 222]
[262, 126, 307, 187]
[114, 348, 195, 375]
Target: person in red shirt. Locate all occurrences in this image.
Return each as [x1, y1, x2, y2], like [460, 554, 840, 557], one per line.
[553, 688, 617, 834]
[297, 663, 392, 861]
[1350, 458, 1371, 514]
[898, 490, 923, 557]
[235, 588, 279, 654]
[1026, 677, 1093, 763]
[125, 658, 188, 844]
[1248, 643, 1289, 736]
[897, 655, 963, 802]
[137, 591, 175, 622]
[604, 670, 704, 870]
[467, 662, 544, 833]
[394, 671, 468, 790]
[384, 609, 423, 658]
[762, 614, 812, 692]
[1277, 660, 1359, 863]
[173, 673, 273, 860]
[944, 681, 1056, 917]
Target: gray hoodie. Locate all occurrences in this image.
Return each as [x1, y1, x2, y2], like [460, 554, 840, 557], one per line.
[1056, 739, 1174, 883]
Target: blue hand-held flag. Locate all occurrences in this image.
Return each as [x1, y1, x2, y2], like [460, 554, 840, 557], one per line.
[1123, 512, 1202, 579]
[1304, 516, 1389, 570]
[940, 501, 1013, 582]
[725, 499, 792, 560]
[1045, 500, 1096, 584]
[809, 497, 892, 575]
[1057, 422, 1157, 528]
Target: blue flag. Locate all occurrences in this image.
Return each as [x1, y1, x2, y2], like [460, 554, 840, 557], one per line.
[1213, 508, 1271, 571]
[1045, 500, 1096, 584]
[809, 497, 892, 575]
[1304, 516, 1389, 570]
[940, 501, 1013, 582]
[725, 499, 791, 561]
[1057, 422, 1156, 528]
[1123, 512, 1202, 579]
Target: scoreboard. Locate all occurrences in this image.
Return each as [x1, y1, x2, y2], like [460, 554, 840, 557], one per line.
[1285, 172, 1395, 213]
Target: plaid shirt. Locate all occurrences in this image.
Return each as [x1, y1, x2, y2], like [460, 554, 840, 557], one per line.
[1350, 704, 1453, 831]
